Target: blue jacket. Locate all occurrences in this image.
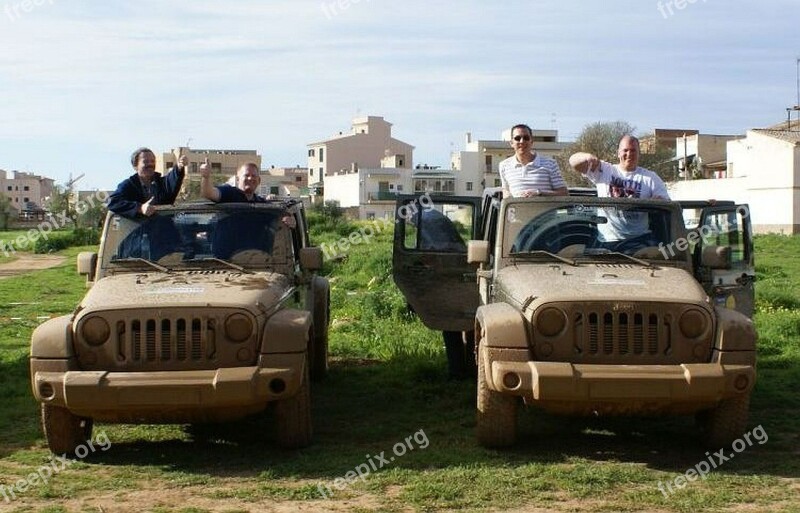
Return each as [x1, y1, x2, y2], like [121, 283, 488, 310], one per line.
[108, 166, 185, 218]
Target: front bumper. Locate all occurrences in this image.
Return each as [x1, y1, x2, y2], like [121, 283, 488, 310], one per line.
[31, 353, 305, 420]
[483, 348, 754, 411]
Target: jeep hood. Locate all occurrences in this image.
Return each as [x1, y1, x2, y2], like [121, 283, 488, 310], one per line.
[496, 264, 709, 309]
[78, 272, 292, 312]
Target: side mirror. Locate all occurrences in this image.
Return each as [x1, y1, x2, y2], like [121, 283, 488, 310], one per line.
[77, 252, 97, 284]
[700, 245, 731, 269]
[300, 247, 323, 271]
[467, 240, 490, 264]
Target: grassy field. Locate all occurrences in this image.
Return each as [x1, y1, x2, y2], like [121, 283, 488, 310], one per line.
[0, 224, 798, 512]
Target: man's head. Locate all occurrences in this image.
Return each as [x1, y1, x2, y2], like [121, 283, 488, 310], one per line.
[131, 147, 156, 182]
[236, 162, 261, 196]
[617, 135, 640, 171]
[510, 124, 533, 156]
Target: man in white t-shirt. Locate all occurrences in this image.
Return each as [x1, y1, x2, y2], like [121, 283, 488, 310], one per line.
[499, 124, 568, 199]
[569, 135, 670, 251]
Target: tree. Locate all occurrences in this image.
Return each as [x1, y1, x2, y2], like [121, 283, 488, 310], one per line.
[45, 184, 77, 226]
[0, 193, 13, 229]
[555, 121, 675, 186]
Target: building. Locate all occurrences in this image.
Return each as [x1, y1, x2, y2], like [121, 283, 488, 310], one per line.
[671, 133, 742, 179]
[323, 154, 412, 220]
[257, 166, 309, 199]
[669, 120, 800, 234]
[449, 129, 568, 197]
[0, 170, 55, 213]
[640, 128, 699, 153]
[157, 147, 262, 176]
[307, 116, 414, 187]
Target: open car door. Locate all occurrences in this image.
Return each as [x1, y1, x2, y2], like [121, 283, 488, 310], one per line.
[392, 195, 482, 332]
[694, 204, 755, 318]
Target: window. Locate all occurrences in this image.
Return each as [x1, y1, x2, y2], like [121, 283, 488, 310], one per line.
[399, 159, 404, 167]
[270, 186, 280, 195]
[389, 184, 395, 190]
[485, 155, 492, 172]
[494, 178, 501, 187]
[397, 184, 403, 191]
[6, 186, 10, 191]
[319, 168, 323, 180]
[24, 197, 29, 202]
[466, 182, 473, 191]
[166, 162, 174, 168]
[308, 149, 315, 157]
[295, 176, 302, 182]
[366, 212, 376, 220]
[319, 148, 324, 162]
[23, 186, 29, 191]
[212, 163, 221, 172]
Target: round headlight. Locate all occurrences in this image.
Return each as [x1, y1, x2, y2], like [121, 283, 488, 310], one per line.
[537, 307, 567, 337]
[679, 309, 708, 339]
[82, 317, 110, 346]
[225, 313, 253, 342]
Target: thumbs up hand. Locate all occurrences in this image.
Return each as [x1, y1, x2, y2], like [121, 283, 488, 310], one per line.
[140, 197, 155, 216]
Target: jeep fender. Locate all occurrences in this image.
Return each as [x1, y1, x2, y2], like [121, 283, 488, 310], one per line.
[714, 306, 757, 352]
[260, 309, 312, 354]
[475, 303, 528, 349]
[30, 315, 75, 359]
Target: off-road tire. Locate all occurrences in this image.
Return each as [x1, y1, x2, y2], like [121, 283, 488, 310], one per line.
[274, 360, 312, 449]
[42, 404, 93, 456]
[476, 347, 518, 448]
[698, 392, 750, 448]
[308, 277, 330, 381]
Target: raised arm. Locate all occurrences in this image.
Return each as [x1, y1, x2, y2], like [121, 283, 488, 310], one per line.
[199, 158, 221, 202]
[569, 152, 600, 174]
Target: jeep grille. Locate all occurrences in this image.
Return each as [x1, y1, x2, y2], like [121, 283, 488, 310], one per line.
[534, 302, 713, 364]
[75, 308, 259, 371]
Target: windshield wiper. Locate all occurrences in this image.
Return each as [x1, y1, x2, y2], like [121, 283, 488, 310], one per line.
[184, 257, 253, 274]
[509, 250, 577, 267]
[110, 258, 172, 273]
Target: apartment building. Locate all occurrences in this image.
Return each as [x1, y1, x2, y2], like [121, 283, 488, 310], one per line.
[307, 116, 414, 187]
[157, 147, 262, 176]
[0, 170, 55, 212]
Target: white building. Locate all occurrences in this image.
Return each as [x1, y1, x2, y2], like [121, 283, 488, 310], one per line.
[450, 129, 568, 197]
[307, 116, 414, 187]
[669, 121, 800, 234]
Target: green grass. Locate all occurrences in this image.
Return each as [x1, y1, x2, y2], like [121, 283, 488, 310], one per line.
[0, 230, 798, 512]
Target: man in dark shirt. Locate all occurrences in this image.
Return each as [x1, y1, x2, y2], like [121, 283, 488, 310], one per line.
[200, 159, 266, 203]
[108, 147, 187, 218]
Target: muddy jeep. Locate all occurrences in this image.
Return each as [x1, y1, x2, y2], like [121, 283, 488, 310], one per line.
[393, 194, 756, 448]
[30, 200, 329, 453]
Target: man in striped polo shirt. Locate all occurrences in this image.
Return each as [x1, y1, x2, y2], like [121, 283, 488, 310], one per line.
[498, 124, 568, 199]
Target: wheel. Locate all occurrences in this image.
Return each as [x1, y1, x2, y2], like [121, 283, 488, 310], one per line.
[308, 278, 330, 381]
[443, 331, 476, 380]
[42, 404, 93, 456]
[476, 346, 518, 448]
[697, 393, 750, 447]
[274, 360, 312, 449]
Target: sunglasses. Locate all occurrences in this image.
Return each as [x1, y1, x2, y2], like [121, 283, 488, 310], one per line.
[513, 135, 531, 142]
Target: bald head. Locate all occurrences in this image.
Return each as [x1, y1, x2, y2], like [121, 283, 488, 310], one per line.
[617, 135, 640, 171]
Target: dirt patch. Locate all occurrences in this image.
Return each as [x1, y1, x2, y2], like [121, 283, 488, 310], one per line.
[0, 254, 66, 279]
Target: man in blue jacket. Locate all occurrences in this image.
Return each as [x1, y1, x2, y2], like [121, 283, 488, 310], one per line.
[108, 147, 187, 218]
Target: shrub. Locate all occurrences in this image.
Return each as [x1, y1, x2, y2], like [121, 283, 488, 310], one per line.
[33, 228, 100, 254]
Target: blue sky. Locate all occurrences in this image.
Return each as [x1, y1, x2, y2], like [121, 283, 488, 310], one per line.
[1, 0, 798, 190]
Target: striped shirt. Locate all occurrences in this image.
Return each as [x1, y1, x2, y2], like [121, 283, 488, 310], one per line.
[498, 153, 566, 197]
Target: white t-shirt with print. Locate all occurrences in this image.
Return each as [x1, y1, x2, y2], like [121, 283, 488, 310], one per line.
[585, 162, 670, 241]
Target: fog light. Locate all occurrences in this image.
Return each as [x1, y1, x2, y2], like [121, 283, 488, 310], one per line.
[503, 372, 521, 390]
[269, 378, 286, 394]
[734, 374, 750, 391]
[39, 382, 54, 400]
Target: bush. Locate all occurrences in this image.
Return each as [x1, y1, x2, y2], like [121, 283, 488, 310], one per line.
[33, 228, 100, 254]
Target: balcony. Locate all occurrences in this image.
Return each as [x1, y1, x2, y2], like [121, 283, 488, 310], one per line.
[367, 191, 398, 202]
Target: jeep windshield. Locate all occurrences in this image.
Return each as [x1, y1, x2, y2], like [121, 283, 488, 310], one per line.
[104, 205, 294, 272]
[503, 199, 685, 262]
